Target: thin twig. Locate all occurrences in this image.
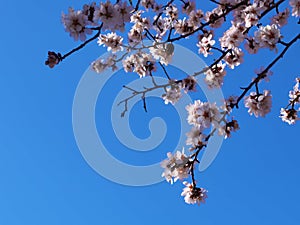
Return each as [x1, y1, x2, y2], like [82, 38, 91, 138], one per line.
[159, 62, 171, 80]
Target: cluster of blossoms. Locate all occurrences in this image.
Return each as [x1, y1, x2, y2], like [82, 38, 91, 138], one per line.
[181, 181, 208, 205]
[280, 78, 300, 124]
[97, 32, 123, 53]
[161, 97, 239, 204]
[254, 24, 282, 52]
[162, 76, 197, 105]
[61, 7, 93, 41]
[50, 0, 299, 76]
[161, 149, 208, 205]
[46, 0, 300, 205]
[122, 52, 156, 77]
[149, 42, 175, 65]
[61, 1, 133, 41]
[204, 62, 227, 88]
[161, 149, 190, 184]
[162, 81, 182, 105]
[244, 90, 272, 117]
[197, 33, 215, 57]
[92, 54, 118, 73]
[186, 99, 240, 143]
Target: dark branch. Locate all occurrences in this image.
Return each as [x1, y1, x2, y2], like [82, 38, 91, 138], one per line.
[234, 33, 300, 108]
[61, 24, 103, 61]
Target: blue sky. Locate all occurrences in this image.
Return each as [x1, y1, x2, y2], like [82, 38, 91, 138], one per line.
[1, 1, 300, 225]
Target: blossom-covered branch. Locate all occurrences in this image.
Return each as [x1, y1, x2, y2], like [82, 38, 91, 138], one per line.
[234, 33, 300, 109]
[45, 0, 300, 205]
[45, 24, 103, 68]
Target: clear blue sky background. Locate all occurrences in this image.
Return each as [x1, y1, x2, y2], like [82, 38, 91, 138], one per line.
[0, 1, 300, 224]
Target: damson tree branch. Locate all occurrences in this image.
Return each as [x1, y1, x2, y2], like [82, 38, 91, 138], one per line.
[142, 95, 147, 112]
[133, 0, 141, 12]
[189, 126, 217, 187]
[234, 33, 300, 108]
[168, 0, 284, 43]
[118, 47, 230, 116]
[118, 31, 299, 116]
[46, 0, 300, 205]
[153, 0, 175, 25]
[60, 24, 103, 61]
[159, 62, 171, 80]
[260, 0, 285, 19]
[168, 0, 249, 42]
[118, 82, 170, 117]
[243, 0, 285, 34]
[209, 0, 227, 7]
[288, 94, 300, 109]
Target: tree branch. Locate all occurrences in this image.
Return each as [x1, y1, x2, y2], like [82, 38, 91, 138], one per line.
[234, 33, 300, 108]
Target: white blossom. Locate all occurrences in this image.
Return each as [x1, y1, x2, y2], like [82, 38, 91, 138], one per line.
[130, 10, 151, 30]
[115, 1, 132, 24]
[128, 10, 151, 44]
[186, 100, 221, 131]
[162, 82, 182, 105]
[153, 16, 171, 37]
[254, 24, 281, 51]
[233, 5, 247, 24]
[289, 78, 300, 103]
[61, 8, 92, 41]
[220, 23, 246, 49]
[197, 34, 215, 57]
[221, 96, 238, 113]
[161, 150, 190, 184]
[122, 52, 156, 77]
[244, 90, 272, 117]
[165, 4, 179, 21]
[97, 32, 123, 53]
[218, 119, 240, 138]
[243, 4, 260, 28]
[94, 1, 116, 29]
[204, 62, 227, 88]
[271, 8, 290, 27]
[187, 9, 204, 28]
[280, 108, 298, 124]
[181, 182, 208, 205]
[205, 8, 225, 28]
[174, 18, 194, 35]
[94, 0, 132, 31]
[224, 47, 244, 69]
[149, 42, 174, 65]
[254, 0, 273, 11]
[186, 127, 207, 147]
[128, 27, 144, 44]
[92, 54, 117, 73]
